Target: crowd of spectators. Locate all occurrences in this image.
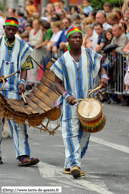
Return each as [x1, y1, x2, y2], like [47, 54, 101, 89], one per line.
[1, 0, 129, 105]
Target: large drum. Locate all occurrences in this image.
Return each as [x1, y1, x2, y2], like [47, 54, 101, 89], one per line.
[77, 98, 106, 133]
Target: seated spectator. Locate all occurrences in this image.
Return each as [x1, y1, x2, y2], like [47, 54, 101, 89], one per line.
[107, 13, 119, 26]
[78, 0, 93, 16]
[96, 10, 112, 30]
[119, 21, 127, 34]
[89, 10, 97, 25]
[35, 20, 53, 49]
[16, 7, 27, 33]
[25, 22, 32, 35]
[104, 28, 113, 46]
[103, 2, 112, 15]
[25, 0, 36, 16]
[71, 13, 82, 29]
[111, 24, 128, 53]
[112, 8, 122, 20]
[47, 21, 62, 51]
[52, 17, 72, 54]
[94, 22, 106, 52]
[29, 19, 42, 81]
[82, 24, 93, 48]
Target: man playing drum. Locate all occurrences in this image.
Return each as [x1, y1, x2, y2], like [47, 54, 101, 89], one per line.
[0, 17, 39, 166]
[50, 27, 108, 178]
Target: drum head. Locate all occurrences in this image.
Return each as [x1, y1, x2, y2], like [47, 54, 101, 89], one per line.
[78, 98, 102, 119]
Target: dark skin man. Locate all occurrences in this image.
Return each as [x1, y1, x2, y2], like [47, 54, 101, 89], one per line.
[55, 32, 108, 105]
[0, 25, 26, 95]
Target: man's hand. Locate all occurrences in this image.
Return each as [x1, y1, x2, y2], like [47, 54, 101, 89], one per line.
[52, 46, 58, 53]
[35, 45, 41, 49]
[66, 96, 76, 106]
[0, 75, 4, 83]
[99, 77, 108, 88]
[59, 42, 67, 50]
[18, 83, 25, 95]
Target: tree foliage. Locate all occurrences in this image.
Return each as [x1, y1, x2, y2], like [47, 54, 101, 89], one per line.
[90, 0, 124, 11]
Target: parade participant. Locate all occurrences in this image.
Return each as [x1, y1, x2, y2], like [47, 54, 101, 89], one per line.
[0, 17, 39, 166]
[50, 27, 108, 179]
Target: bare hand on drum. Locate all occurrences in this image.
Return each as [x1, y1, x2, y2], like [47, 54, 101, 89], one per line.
[0, 75, 5, 83]
[66, 96, 77, 106]
[18, 83, 25, 95]
[99, 77, 108, 88]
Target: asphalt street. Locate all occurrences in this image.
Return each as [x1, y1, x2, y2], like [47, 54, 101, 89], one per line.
[0, 103, 129, 194]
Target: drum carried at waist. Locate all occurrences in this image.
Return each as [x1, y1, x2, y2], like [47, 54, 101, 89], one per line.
[76, 86, 106, 133]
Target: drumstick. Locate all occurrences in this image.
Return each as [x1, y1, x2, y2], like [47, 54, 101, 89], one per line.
[74, 99, 89, 103]
[21, 93, 28, 105]
[52, 58, 56, 63]
[4, 70, 20, 80]
[88, 85, 102, 97]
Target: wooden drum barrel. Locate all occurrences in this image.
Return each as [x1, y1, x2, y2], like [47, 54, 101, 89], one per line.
[77, 98, 106, 133]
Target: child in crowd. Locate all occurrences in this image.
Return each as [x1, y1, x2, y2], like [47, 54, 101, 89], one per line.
[103, 2, 111, 15]
[78, 0, 93, 16]
[26, 0, 36, 16]
[54, 2, 61, 14]
[47, 21, 62, 52]
[21, 32, 30, 44]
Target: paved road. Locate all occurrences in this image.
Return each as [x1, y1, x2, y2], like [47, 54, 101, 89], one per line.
[0, 103, 129, 194]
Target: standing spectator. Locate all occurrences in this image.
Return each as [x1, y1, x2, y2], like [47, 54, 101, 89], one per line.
[112, 8, 122, 20]
[71, 13, 82, 30]
[82, 17, 93, 34]
[82, 24, 93, 48]
[78, 0, 93, 16]
[104, 28, 113, 46]
[25, 0, 36, 16]
[60, 0, 67, 12]
[89, 10, 97, 25]
[44, 3, 54, 22]
[94, 22, 106, 52]
[35, 20, 53, 49]
[107, 13, 119, 26]
[47, 21, 62, 52]
[70, 6, 78, 14]
[103, 2, 112, 15]
[111, 24, 128, 53]
[25, 23, 32, 35]
[16, 7, 27, 33]
[53, 2, 61, 14]
[0, 11, 5, 36]
[96, 11, 112, 30]
[8, 7, 16, 17]
[119, 21, 127, 34]
[29, 19, 42, 82]
[52, 17, 72, 54]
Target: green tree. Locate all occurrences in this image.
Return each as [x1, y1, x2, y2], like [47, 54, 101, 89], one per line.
[91, 0, 124, 10]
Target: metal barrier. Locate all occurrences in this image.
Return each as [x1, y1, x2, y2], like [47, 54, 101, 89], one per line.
[26, 47, 128, 96]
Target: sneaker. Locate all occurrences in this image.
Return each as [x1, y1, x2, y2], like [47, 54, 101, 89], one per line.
[63, 168, 85, 176]
[71, 166, 81, 179]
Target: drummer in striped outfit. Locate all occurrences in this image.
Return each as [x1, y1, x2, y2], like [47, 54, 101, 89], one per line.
[50, 27, 108, 178]
[0, 17, 39, 166]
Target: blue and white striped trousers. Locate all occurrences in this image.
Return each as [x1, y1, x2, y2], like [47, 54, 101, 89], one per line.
[62, 118, 90, 169]
[0, 118, 30, 159]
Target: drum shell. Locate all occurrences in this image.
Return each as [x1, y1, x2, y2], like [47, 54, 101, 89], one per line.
[77, 98, 106, 133]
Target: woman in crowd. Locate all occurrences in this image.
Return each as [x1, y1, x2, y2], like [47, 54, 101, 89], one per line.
[29, 19, 42, 82]
[82, 24, 93, 48]
[103, 2, 112, 15]
[47, 21, 62, 51]
[104, 28, 113, 46]
[82, 17, 93, 34]
[119, 21, 127, 34]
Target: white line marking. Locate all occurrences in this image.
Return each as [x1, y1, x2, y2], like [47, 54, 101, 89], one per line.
[38, 162, 114, 194]
[47, 123, 129, 154]
[90, 137, 129, 154]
